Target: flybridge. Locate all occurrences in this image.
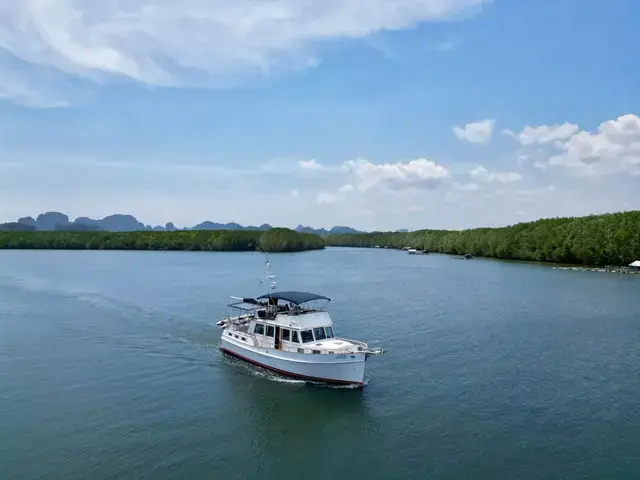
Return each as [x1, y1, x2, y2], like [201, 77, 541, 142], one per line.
[228, 291, 330, 308]
[227, 291, 330, 317]
[257, 291, 330, 305]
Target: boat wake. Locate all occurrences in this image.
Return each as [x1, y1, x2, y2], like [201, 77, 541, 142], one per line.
[220, 351, 305, 384]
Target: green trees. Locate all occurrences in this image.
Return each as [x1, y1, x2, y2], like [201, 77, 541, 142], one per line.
[326, 211, 640, 266]
[0, 229, 325, 253]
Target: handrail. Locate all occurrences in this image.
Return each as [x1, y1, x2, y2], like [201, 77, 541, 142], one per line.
[251, 337, 363, 355]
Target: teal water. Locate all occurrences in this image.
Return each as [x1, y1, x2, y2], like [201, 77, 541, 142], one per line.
[1, 248, 639, 479]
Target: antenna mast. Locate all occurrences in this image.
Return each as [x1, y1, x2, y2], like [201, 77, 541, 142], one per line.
[259, 252, 276, 296]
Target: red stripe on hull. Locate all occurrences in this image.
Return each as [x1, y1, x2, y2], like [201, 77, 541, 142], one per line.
[221, 347, 364, 387]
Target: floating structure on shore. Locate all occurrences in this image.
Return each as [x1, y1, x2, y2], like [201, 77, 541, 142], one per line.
[552, 265, 640, 275]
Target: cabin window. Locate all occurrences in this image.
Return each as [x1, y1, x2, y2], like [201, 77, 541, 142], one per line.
[325, 326, 334, 339]
[282, 329, 290, 341]
[313, 327, 327, 341]
[254, 323, 265, 335]
[300, 330, 314, 343]
[291, 331, 300, 343]
[266, 325, 275, 337]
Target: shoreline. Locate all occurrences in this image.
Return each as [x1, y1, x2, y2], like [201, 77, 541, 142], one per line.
[0, 229, 325, 254]
[327, 244, 640, 274]
[325, 211, 640, 269]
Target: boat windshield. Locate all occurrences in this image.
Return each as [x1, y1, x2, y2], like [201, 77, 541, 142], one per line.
[300, 329, 314, 343]
[313, 327, 326, 341]
[325, 326, 334, 338]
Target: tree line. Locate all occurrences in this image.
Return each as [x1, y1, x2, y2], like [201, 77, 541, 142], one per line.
[326, 211, 640, 266]
[0, 228, 325, 253]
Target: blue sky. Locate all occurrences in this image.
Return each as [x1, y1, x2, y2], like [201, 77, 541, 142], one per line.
[1, 0, 639, 230]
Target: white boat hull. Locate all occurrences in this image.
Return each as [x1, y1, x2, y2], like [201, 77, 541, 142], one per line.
[221, 336, 367, 385]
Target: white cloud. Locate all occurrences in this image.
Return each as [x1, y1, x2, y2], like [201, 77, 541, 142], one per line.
[503, 122, 579, 146]
[532, 161, 548, 171]
[316, 192, 338, 204]
[548, 114, 640, 175]
[290, 188, 300, 197]
[452, 182, 480, 191]
[344, 158, 450, 191]
[298, 159, 323, 170]
[469, 166, 522, 183]
[0, 0, 490, 106]
[516, 185, 555, 196]
[452, 119, 495, 145]
[315, 183, 353, 205]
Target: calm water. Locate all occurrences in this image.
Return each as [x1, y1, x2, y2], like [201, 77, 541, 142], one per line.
[1, 248, 639, 479]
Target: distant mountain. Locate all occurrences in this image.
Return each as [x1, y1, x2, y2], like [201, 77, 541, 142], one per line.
[0, 222, 36, 232]
[94, 214, 146, 232]
[296, 225, 329, 236]
[5, 212, 365, 235]
[36, 212, 69, 230]
[18, 217, 36, 228]
[188, 221, 273, 231]
[56, 223, 102, 232]
[295, 225, 363, 237]
[190, 221, 244, 231]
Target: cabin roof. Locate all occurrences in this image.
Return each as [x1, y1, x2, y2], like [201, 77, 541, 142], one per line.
[630, 260, 640, 267]
[256, 291, 330, 305]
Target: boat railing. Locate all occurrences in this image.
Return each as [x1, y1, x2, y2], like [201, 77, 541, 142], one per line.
[248, 337, 385, 355]
[336, 338, 386, 355]
[250, 337, 362, 355]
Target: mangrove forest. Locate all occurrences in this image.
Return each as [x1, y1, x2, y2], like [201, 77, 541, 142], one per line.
[0, 228, 325, 253]
[326, 211, 640, 267]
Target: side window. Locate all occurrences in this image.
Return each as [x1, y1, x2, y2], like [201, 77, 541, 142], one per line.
[313, 327, 327, 341]
[301, 330, 314, 343]
[266, 325, 275, 337]
[325, 326, 334, 338]
[291, 331, 300, 343]
[254, 323, 265, 335]
[282, 329, 290, 341]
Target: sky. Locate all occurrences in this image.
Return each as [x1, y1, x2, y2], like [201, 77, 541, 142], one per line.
[1, 0, 639, 231]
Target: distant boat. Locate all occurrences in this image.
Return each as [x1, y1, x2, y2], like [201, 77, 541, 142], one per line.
[464, 253, 473, 259]
[217, 258, 386, 386]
